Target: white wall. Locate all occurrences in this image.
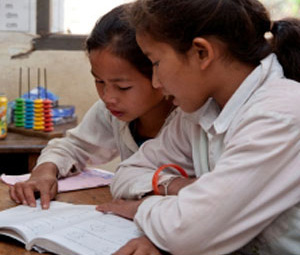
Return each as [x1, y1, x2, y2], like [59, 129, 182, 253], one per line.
[0, 32, 99, 122]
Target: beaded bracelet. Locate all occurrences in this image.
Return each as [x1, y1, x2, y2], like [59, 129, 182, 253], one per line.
[160, 176, 179, 196]
[152, 164, 188, 195]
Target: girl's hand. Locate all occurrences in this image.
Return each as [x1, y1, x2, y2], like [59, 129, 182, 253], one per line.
[96, 198, 144, 220]
[113, 236, 164, 255]
[9, 162, 58, 209]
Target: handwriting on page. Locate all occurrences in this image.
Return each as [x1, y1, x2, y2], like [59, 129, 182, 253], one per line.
[0, 201, 97, 242]
[0, 201, 142, 255]
[38, 214, 143, 255]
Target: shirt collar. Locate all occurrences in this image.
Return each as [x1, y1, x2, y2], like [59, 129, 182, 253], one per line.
[185, 54, 284, 134]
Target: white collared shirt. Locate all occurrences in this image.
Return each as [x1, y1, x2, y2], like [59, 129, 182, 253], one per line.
[111, 54, 300, 255]
[36, 99, 177, 177]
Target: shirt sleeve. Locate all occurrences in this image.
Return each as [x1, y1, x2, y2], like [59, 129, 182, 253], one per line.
[110, 111, 196, 199]
[134, 110, 300, 255]
[36, 100, 119, 177]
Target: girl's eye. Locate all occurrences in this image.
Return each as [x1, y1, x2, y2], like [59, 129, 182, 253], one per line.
[118, 86, 131, 91]
[152, 61, 160, 67]
[95, 79, 104, 84]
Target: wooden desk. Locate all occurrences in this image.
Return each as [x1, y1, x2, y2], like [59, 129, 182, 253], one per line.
[0, 123, 76, 174]
[0, 182, 112, 255]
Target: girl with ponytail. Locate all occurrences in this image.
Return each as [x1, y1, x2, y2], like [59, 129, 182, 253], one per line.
[98, 1, 300, 254]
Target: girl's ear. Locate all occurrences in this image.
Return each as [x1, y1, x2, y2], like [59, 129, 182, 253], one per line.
[191, 37, 214, 70]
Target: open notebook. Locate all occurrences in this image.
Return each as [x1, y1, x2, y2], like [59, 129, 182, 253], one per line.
[0, 201, 142, 255]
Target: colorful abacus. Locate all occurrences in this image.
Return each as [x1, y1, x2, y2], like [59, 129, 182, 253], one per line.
[14, 68, 25, 127]
[15, 67, 54, 133]
[24, 68, 34, 129]
[25, 99, 34, 129]
[14, 98, 25, 127]
[43, 68, 54, 132]
[33, 98, 44, 131]
[33, 69, 44, 131]
[43, 99, 53, 132]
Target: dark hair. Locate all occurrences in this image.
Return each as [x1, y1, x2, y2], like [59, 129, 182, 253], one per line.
[127, 0, 300, 81]
[86, 4, 152, 80]
[271, 18, 300, 82]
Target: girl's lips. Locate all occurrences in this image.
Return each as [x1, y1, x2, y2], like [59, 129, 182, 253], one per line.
[110, 109, 124, 117]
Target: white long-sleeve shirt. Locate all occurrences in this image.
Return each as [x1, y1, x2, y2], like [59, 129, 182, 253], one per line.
[111, 54, 300, 255]
[36, 99, 177, 177]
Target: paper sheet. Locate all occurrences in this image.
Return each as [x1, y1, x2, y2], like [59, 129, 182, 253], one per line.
[0, 167, 114, 192]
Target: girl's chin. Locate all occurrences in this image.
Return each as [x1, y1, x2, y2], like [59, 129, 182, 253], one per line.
[115, 115, 133, 122]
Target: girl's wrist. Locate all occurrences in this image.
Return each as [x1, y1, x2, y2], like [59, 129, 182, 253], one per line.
[159, 176, 182, 195]
[167, 177, 197, 195]
[152, 164, 189, 195]
[32, 162, 59, 178]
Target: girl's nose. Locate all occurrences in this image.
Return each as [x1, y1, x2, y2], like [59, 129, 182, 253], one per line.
[152, 69, 163, 89]
[102, 86, 118, 104]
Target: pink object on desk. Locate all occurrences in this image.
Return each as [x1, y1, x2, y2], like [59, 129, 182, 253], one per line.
[0, 167, 114, 193]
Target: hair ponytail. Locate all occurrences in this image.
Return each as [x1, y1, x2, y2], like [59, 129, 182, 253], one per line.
[271, 18, 300, 82]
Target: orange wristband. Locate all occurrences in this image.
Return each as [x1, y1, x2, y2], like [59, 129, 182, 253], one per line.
[152, 164, 188, 195]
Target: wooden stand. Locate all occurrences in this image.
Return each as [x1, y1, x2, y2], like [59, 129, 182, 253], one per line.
[0, 122, 77, 174]
[8, 118, 77, 139]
